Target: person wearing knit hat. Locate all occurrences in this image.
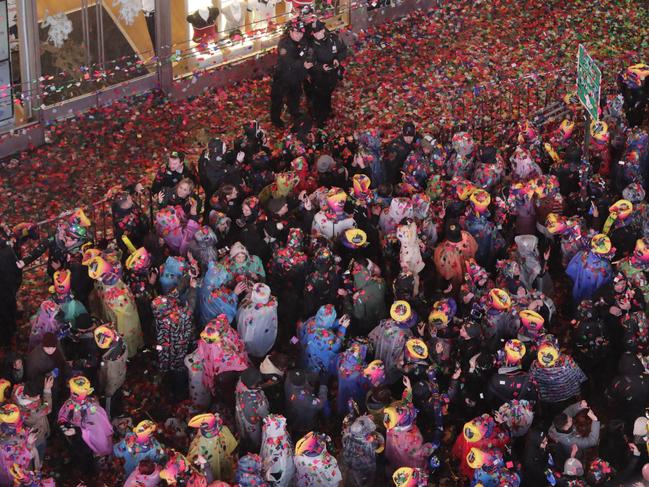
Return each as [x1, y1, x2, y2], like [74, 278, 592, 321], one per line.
[188, 413, 237, 482]
[113, 420, 165, 477]
[566, 234, 614, 303]
[384, 122, 417, 185]
[369, 301, 417, 384]
[222, 241, 266, 284]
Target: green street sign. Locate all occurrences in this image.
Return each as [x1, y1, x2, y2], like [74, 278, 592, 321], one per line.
[577, 44, 602, 120]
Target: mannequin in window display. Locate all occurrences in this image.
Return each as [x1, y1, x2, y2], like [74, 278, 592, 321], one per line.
[220, 0, 246, 39]
[187, 4, 220, 44]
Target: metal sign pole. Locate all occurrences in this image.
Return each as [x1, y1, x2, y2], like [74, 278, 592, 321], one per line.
[580, 111, 591, 199]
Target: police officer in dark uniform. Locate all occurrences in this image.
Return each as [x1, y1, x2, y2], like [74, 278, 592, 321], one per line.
[270, 19, 312, 128]
[307, 20, 348, 126]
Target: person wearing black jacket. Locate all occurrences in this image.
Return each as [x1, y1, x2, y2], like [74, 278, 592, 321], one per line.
[307, 20, 348, 126]
[150, 151, 196, 196]
[0, 233, 22, 347]
[383, 122, 417, 185]
[270, 20, 312, 128]
[198, 138, 242, 203]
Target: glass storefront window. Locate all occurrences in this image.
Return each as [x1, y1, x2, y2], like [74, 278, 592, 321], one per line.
[36, 0, 154, 106]
[172, 0, 349, 80]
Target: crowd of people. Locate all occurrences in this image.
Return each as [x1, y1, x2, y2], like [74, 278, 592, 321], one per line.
[0, 8, 648, 487]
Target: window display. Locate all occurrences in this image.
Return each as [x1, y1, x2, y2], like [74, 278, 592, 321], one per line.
[172, 0, 349, 80]
[36, 0, 154, 105]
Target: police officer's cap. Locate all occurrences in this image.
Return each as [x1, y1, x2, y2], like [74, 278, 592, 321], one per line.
[311, 20, 326, 33]
[288, 19, 306, 33]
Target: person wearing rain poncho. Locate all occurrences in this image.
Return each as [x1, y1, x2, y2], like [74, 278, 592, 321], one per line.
[298, 304, 350, 380]
[464, 189, 505, 270]
[481, 288, 518, 342]
[235, 368, 270, 453]
[529, 336, 587, 404]
[0, 405, 35, 486]
[468, 447, 521, 487]
[341, 410, 385, 487]
[8, 463, 55, 487]
[187, 225, 219, 272]
[471, 146, 505, 192]
[340, 251, 388, 334]
[433, 219, 478, 292]
[50, 268, 87, 330]
[57, 376, 113, 475]
[396, 218, 425, 295]
[194, 316, 250, 401]
[566, 234, 615, 303]
[113, 420, 165, 477]
[27, 300, 64, 352]
[451, 413, 511, 479]
[151, 279, 196, 402]
[545, 213, 588, 268]
[336, 341, 385, 413]
[445, 131, 476, 179]
[222, 241, 266, 284]
[603, 199, 641, 259]
[86, 250, 143, 358]
[234, 453, 267, 486]
[236, 283, 278, 359]
[391, 467, 429, 487]
[123, 246, 156, 340]
[383, 377, 433, 471]
[187, 413, 238, 483]
[400, 134, 445, 194]
[369, 301, 416, 384]
[159, 450, 207, 486]
[355, 130, 384, 187]
[155, 205, 200, 256]
[302, 246, 340, 319]
[618, 237, 649, 311]
[260, 414, 295, 487]
[93, 324, 127, 418]
[293, 431, 342, 487]
[197, 261, 237, 326]
[159, 256, 188, 294]
[312, 187, 357, 241]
